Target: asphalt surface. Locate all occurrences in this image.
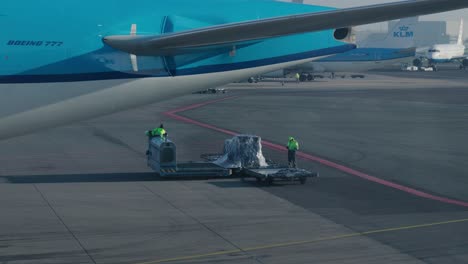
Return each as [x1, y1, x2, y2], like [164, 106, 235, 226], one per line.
[1, 70, 468, 263]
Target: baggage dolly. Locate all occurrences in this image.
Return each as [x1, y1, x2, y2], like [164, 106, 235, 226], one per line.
[243, 167, 319, 185]
[147, 137, 231, 178]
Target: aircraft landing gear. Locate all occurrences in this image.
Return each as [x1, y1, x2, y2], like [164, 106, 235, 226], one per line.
[462, 59, 468, 70]
[248, 77, 259, 83]
[299, 73, 314, 82]
[299, 73, 307, 82]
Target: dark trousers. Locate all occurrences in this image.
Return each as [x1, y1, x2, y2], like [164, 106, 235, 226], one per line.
[288, 150, 296, 168]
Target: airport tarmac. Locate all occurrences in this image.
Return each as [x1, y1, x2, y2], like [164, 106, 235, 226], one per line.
[1, 71, 468, 264]
[374, 67, 468, 83]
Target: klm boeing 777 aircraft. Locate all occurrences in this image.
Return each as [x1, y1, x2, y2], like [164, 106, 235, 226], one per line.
[0, 0, 467, 139]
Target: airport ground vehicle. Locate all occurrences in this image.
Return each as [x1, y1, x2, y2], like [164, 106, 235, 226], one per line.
[147, 135, 318, 185]
[193, 88, 227, 94]
[147, 137, 231, 177]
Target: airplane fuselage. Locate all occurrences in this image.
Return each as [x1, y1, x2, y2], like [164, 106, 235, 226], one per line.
[1, 0, 350, 81]
[427, 44, 466, 62]
[1, 0, 467, 140]
[0, 0, 352, 139]
[299, 48, 415, 73]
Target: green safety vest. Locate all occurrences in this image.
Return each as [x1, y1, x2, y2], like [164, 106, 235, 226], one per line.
[152, 128, 166, 137]
[288, 140, 299, 151]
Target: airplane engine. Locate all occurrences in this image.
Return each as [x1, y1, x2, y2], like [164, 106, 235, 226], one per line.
[413, 58, 423, 67]
[333, 27, 356, 44]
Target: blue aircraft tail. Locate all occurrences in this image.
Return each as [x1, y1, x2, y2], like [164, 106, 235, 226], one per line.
[360, 17, 418, 48]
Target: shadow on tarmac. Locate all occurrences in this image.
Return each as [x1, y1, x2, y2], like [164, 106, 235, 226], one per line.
[0, 173, 308, 186]
[0, 173, 244, 184]
[208, 179, 314, 188]
[0, 172, 159, 184]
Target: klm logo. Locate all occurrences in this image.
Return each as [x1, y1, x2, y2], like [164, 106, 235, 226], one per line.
[393, 26, 414, 38]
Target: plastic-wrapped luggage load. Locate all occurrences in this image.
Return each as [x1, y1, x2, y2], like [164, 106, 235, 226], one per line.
[215, 135, 268, 169]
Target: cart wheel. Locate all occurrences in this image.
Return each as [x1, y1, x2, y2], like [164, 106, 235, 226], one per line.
[266, 177, 274, 186]
[300, 178, 307, 185]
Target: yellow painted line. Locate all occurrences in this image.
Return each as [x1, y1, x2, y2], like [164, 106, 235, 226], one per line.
[136, 218, 468, 264]
[360, 218, 468, 236]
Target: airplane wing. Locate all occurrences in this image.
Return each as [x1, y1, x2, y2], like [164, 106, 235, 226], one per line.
[104, 0, 468, 56]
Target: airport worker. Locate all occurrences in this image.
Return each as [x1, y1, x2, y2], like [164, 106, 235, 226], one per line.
[295, 73, 300, 83]
[286, 137, 299, 168]
[154, 124, 167, 139]
[146, 124, 167, 139]
[145, 124, 167, 155]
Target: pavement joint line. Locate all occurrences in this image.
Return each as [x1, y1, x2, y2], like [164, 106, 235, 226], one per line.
[33, 184, 97, 264]
[136, 218, 468, 264]
[163, 97, 468, 208]
[140, 184, 265, 264]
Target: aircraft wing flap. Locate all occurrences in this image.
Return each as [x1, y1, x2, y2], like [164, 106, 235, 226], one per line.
[104, 0, 468, 56]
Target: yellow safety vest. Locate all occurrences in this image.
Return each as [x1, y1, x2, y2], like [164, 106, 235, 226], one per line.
[152, 128, 166, 137]
[288, 140, 299, 151]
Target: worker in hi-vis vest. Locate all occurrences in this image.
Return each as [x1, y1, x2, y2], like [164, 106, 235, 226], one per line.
[146, 124, 167, 140]
[286, 137, 299, 168]
[145, 124, 167, 155]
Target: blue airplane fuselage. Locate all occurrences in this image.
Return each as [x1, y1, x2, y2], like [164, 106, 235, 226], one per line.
[0, 0, 353, 83]
[318, 48, 416, 62]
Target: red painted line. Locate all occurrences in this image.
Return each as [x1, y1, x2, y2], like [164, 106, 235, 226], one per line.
[164, 97, 468, 208]
[165, 96, 239, 116]
[165, 96, 239, 136]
